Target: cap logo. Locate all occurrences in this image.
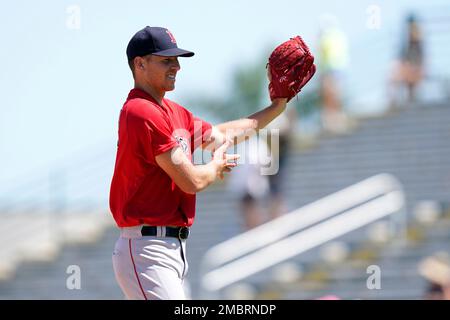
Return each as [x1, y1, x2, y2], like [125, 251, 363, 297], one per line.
[165, 30, 177, 44]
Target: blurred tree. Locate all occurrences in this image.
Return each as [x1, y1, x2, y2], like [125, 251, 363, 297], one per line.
[290, 86, 321, 119]
[227, 62, 267, 119]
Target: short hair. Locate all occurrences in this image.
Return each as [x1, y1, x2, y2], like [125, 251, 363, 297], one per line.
[128, 58, 136, 77]
[128, 55, 152, 78]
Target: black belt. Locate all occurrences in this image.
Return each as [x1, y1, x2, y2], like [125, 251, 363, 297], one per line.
[141, 226, 190, 240]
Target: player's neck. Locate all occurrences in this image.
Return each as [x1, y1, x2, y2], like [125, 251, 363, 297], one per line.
[134, 82, 165, 105]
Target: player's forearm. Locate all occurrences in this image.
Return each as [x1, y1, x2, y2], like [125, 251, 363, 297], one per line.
[216, 99, 287, 144]
[248, 98, 288, 130]
[188, 162, 220, 193]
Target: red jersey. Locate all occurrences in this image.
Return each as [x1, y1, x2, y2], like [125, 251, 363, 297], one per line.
[109, 88, 212, 227]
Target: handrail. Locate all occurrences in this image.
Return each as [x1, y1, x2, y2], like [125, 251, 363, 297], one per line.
[199, 173, 405, 297]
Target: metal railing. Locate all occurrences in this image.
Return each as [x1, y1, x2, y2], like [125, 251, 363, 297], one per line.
[199, 173, 406, 298]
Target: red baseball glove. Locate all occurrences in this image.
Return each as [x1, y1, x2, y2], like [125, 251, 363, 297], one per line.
[267, 36, 316, 102]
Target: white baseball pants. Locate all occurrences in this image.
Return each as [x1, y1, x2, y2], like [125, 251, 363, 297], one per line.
[112, 226, 189, 300]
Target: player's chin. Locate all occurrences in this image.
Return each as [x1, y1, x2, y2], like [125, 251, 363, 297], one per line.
[164, 82, 176, 91]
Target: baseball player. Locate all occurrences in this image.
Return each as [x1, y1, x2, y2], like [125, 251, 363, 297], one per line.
[109, 26, 315, 300]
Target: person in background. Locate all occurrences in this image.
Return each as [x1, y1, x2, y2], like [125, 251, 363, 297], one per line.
[317, 13, 350, 134]
[227, 136, 270, 230]
[389, 14, 425, 108]
[229, 108, 296, 231]
[418, 251, 450, 300]
[265, 108, 297, 221]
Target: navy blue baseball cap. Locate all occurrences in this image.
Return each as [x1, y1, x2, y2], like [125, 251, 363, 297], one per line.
[126, 26, 194, 61]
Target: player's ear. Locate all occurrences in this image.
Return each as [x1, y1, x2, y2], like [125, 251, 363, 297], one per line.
[135, 57, 146, 71]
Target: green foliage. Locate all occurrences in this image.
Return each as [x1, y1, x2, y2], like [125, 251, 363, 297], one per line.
[290, 86, 321, 118]
[228, 61, 267, 118]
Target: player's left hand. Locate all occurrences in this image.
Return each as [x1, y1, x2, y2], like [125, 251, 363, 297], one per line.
[267, 36, 316, 102]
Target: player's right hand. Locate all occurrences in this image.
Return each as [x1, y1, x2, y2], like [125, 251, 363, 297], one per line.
[212, 140, 240, 180]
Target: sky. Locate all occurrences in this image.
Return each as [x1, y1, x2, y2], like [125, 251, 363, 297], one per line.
[0, 0, 449, 197]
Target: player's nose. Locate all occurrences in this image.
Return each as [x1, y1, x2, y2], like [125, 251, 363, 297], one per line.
[171, 58, 181, 71]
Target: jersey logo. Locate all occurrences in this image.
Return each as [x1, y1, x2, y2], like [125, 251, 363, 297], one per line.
[166, 30, 177, 44]
[175, 136, 189, 156]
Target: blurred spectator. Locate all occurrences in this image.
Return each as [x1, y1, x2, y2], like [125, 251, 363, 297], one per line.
[227, 108, 295, 231]
[265, 108, 297, 221]
[424, 282, 445, 300]
[418, 251, 450, 300]
[388, 13, 425, 108]
[317, 13, 350, 134]
[228, 135, 270, 230]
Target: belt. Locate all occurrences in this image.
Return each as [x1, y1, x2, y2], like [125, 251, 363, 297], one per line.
[141, 226, 190, 240]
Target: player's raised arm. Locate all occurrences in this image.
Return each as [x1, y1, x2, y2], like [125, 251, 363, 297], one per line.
[201, 98, 287, 151]
[201, 36, 316, 151]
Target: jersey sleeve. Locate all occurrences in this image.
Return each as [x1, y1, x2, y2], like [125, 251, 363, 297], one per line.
[191, 116, 212, 151]
[173, 101, 213, 151]
[126, 108, 177, 164]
